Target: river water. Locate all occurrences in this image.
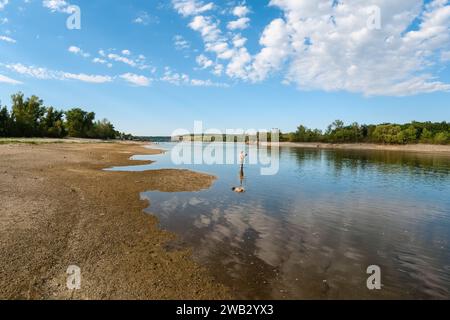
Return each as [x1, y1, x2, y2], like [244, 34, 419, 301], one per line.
[107, 143, 450, 299]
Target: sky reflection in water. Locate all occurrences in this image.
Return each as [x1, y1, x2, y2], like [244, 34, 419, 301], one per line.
[107, 143, 450, 299]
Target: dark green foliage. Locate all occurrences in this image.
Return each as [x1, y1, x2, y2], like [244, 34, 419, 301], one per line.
[0, 106, 12, 137]
[11, 93, 46, 137]
[434, 132, 449, 145]
[65, 108, 96, 138]
[41, 107, 66, 138]
[287, 120, 449, 145]
[291, 125, 323, 142]
[0, 92, 124, 140]
[92, 119, 116, 140]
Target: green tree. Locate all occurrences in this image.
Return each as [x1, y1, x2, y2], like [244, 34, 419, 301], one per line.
[0, 106, 11, 137]
[331, 120, 344, 130]
[372, 125, 402, 144]
[41, 107, 67, 138]
[419, 128, 433, 143]
[434, 132, 449, 145]
[397, 125, 418, 144]
[65, 108, 95, 138]
[294, 125, 308, 142]
[92, 119, 116, 140]
[11, 93, 45, 137]
[292, 125, 323, 142]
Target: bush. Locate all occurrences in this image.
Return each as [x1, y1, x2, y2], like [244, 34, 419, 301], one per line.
[372, 125, 402, 144]
[420, 128, 433, 144]
[434, 132, 449, 145]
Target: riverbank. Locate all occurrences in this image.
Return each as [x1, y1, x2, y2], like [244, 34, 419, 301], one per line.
[261, 142, 450, 154]
[0, 141, 230, 299]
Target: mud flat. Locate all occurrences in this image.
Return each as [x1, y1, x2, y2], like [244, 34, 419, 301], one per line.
[0, 141, 230, 299]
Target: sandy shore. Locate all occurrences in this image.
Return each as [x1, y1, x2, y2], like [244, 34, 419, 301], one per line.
[261, 142, 450, 154]
[0, 141, 230, 299]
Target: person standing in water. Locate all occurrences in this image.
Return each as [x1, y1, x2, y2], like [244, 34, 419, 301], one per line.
[232, 151, 247, 193]
[239, 151, 247, 169]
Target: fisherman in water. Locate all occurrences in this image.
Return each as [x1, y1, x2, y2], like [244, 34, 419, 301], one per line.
[232, 151, 247, 193]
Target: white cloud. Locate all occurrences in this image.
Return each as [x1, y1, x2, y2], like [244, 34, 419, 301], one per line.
[233, 5, 250, 18]
[69, 46, 81, 53]
[134, 16, 145, 25]
[133, 12, 148, 25]
[0, 18, 8, 24]
[92, 57, 107, 64]
[92, 57, 113, 68]
[190, 78, 228, 87]
[212, 63, 223, 76]
[232, 34, 247, 48]
[0, 0, 8, 11]
[68, 46, 90, 58]
[227, 17, 250, 30]
[161, 67, 227, 87]
[226, 47, 251, 79]
[189, 15, 221, 43]
[174, 35, 190, 50]
[42, 0, 73, 14]
[196, 54, 214, 69]
[173, 0, 214, 17]
[97, 49, 152, 70]
[264, 0, 450, 96]
[0, 74, 22, 85]
[228, 5, 251, 31]
[161, 68, 190, 85]
[5, 63, 112, 83]
[176, 8, 252, 79]
[6, 63, 55, 79]
[174, 0, 450, 96]
[120, 73, 151, 86]
[63, 73, 112, 83]
[249, 18, 290, 81]
[173, 2, 253, 82]
[107, 53, 137, 67]
[0, 35, 16, 43]
[133, 11, 159, 25]
[188, 15, 237, 61]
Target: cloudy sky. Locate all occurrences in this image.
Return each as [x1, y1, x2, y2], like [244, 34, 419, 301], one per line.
[0, 0, 449, 135]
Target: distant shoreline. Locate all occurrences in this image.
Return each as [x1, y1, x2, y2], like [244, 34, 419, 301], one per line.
[3, 138, 449, 155]
[260, 142, 450, 154]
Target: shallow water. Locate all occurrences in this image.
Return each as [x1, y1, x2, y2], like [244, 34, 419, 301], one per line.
[107, 143, 450, 299]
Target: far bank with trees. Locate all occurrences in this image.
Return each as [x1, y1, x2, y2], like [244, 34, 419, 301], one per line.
[284, 120, 449, 145]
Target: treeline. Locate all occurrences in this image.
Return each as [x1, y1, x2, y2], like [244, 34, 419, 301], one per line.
[285, 120, 449, 145]
[0, 92, 131, 140]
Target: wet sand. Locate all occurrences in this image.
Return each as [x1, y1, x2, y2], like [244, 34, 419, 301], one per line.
[0, 141, 230, 299]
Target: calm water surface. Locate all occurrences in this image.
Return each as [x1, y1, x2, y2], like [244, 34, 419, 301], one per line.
[107, 143, 450, 299]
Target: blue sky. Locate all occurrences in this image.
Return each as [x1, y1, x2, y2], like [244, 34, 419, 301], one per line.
[0, 0, 449, 135]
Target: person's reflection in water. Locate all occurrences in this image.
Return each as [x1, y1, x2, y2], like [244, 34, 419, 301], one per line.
[232, 165, 246, 193]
